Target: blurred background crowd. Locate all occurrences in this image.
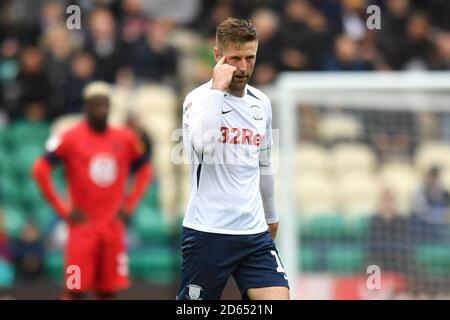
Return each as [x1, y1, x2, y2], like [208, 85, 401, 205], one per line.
[1, 0, 450, 121]
[0, 0, 449, 299]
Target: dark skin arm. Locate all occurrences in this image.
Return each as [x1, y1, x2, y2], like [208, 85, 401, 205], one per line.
[117, 208, 131, 225]
[67, 208, 86, 224]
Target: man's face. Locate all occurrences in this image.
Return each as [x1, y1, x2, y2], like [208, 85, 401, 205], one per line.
[215, 40, 258, 92]
[85, 95, 109, 131]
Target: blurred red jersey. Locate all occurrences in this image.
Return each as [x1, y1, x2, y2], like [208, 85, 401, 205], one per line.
[44, 121, 146, 225]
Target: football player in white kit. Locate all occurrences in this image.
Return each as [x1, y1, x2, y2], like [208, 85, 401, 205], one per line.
[177, 18, 289, 300]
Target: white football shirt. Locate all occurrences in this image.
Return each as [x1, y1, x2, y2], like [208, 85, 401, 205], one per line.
[182, 80, 273, 235]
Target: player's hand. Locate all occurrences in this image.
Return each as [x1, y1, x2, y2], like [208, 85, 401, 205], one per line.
[211, 56, 236, 91]
[67, 208, 86, 224]
[268, 222, 279, 241]
[117, 208, 131, 225]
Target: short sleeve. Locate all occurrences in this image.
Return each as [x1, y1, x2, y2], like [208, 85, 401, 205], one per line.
[44, 133, 70, 164]
[125, 129, 151, 173]
[127, 130, 146, 162]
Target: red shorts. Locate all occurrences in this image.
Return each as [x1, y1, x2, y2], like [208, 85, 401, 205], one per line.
[64, 221, 129, 293]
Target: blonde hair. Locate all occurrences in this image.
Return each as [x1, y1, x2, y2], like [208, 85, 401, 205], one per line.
[83, 81, 112, 100]
[216, 17, 257, 50]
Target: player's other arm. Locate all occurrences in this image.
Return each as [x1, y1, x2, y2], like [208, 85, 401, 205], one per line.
[32, 134, 85, 223]
[186, 57, 235, 154]
[121, 132, 153, 220]
[31, 147, 70, 220]
[259, 97, 278, 240]
[259, 147, 279, 240]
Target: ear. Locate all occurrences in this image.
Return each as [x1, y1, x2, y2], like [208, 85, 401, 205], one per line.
[213, 47, 221, 62]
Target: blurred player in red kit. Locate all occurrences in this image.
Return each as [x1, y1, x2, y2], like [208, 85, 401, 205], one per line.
[32, 82, 153, 299]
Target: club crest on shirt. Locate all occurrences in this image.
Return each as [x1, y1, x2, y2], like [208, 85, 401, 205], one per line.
[89, 153, 118, 187]
[186, 284, 204, 300]
[250, 105, 263, 120]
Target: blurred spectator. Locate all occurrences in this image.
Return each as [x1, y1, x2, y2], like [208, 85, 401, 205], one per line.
[0, 38, 20, 82]
[361, 31, 392, 71]
[1, 0, 42, 45]
[410, 166, 450, 242]
[367, 189, 412, 273]
[14, 47, 50, 119]
[120, 0, 148, 49]
[0, 38, 20, 115]
[322, 34, 370, 70]
[400, 12, 433, 70]
[411, 166, 450, 224]
[42, 24, 80, 117]
[279, 0, 333, 71]
[250, 9, 282, 85]
[430, 32, 450, 70]
[427, 0, 450, 31]
[304, 7, 333, 70]
[340, 0, 367, 41]
[194, 0, 235, 37]
[40, 0, 65, 34]
[85, 7, 124, 82]
[115, 66, 136, 89]
[63, 52, 96, 114]
[279, 0, 312, 71]
[10, 220, 45, 282]
[22, 101, 48, 122]
[127, 20, 178, 85]
[379, 0, 410, 70]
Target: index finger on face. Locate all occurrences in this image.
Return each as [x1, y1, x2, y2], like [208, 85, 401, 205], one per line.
[217, 56, 226, 65]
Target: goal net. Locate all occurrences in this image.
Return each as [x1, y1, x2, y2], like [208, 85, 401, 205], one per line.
[273, 71, 450, 300]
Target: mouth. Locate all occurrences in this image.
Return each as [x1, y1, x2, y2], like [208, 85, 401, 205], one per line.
[233, 75, 248, 81]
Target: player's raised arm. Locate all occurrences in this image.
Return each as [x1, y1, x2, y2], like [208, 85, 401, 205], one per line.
[186, 57, 236, 154]
[211, 56, 237, 91]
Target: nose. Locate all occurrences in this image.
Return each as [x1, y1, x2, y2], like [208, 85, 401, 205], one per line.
[236, 59, 247, 72]
[95, 103, 109, 116]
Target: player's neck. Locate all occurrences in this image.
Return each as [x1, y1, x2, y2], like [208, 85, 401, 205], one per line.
[226, 87, 245, 98]
[86, 120, 108, 134]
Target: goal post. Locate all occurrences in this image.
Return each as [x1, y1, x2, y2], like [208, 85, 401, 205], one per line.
[273, 71, 450, 300]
